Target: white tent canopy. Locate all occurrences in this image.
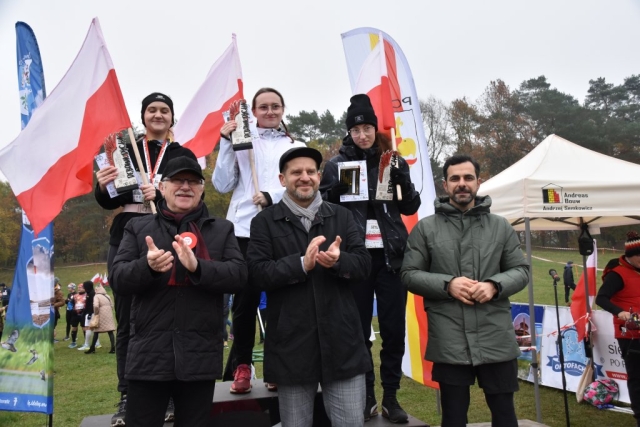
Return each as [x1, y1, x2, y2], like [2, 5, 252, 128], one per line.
[478, 134, 640, 423]
[480, 134, 640, 232]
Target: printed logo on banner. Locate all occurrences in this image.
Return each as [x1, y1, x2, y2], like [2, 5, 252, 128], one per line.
[541, 184, 562, 204]
[541, 183, 594, 212]
[546, 327, 589, 376]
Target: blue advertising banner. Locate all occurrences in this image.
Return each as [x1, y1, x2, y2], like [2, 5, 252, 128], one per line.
[0, 21, 54, 415]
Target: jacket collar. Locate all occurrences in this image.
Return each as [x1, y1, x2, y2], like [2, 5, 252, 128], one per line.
[273, 199, 336, 222]
[257, 127, 287, 139]
[338, 135, 377, 161]
[434, 195, 492, 216]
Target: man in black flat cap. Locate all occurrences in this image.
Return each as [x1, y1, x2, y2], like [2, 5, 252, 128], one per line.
[247, 147, 372, 426]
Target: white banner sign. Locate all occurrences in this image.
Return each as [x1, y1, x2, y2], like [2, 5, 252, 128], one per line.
[540, 305, 629, 403]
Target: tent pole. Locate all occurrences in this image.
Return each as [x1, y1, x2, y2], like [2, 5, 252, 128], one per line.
[525, 218, 542, 423]
[579, 220, 596, 378]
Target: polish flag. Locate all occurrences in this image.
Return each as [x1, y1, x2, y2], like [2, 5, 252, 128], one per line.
[352, 34, 396, 131]
[0, 18, 129, 236]
[571, 240, 598, 341]
[91, 273, 101, 285]
[174, 34, 244, 159]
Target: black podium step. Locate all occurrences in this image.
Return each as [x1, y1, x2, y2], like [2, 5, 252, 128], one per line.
[80, 379, 429, 426]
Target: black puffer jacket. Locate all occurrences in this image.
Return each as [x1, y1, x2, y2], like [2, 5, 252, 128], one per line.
[319, 135, 421, 270]
[111, 205, 247, 382]
[94, 140, 197, 247]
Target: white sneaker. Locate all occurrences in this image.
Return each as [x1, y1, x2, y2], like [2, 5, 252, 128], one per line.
[96, 344, 102, 349]
[78, 346, 89, 351]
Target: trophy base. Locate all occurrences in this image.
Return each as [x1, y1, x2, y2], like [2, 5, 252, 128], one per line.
[115, 183, 140, 195]
[232, 142, 254, 151]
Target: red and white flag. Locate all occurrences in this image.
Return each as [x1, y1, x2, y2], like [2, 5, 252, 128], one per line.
[174, 34, 244, 159]
[91, 273, 101, 285]
[352, 34, 395, 131]
[0, 18, 129, 236]
[571, 240, 598, 341]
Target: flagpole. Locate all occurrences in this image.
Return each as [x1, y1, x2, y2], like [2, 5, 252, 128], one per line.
[127, 127, 157, 214]
[249, 150, 262, 211]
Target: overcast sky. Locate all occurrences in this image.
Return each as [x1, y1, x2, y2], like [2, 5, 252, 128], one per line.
[1, 0, 639, 147]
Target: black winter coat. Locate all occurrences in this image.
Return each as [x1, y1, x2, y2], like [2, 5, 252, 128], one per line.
[247, 200, 372, 385]
[111, 207, 247, 382]
[319, 136, 421, 270]
[94, 140, 197, 247]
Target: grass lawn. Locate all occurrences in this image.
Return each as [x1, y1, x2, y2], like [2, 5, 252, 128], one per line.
[0, 248, 635, 426]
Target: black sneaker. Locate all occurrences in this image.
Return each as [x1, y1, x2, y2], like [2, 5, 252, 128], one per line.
[165, 397, 175, 422]
[364, 394, 378, 421]
[111, 396, 126, 426]
[382, 396, 409, 424]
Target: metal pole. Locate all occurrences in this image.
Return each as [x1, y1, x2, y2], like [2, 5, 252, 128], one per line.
[553, 276, 571, 427]
[525, 218, 542, 423]
[579, 220, 596, 377]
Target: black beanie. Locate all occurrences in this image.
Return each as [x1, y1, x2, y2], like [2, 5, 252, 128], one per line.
[141, 92, 174, 127]
[345, 94, 378, 131]
[625, 230, 640, 258]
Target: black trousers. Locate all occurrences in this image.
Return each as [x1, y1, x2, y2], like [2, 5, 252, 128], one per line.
[126, 379, 216, 427]
[223, 238, 259, 380]
[564, 283, 576, 303]
[351, 249, 407, 393]
[434, 360, 519, 427]
[108, 243, 132, 395]
[65, 310, 74, 337]
[618, 338, 640, 426]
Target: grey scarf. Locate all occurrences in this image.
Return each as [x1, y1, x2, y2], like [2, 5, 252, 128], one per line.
[281, 191, 323, 232]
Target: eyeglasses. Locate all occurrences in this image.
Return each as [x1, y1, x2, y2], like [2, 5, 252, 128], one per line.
[348, 125, 375, 137]
[256, 104, 283, 113]
[163, 177, 204, 187]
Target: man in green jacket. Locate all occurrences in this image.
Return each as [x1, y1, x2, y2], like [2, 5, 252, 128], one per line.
[401, 154, 529, 427]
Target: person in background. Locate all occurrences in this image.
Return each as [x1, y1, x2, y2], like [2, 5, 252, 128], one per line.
[401, 154, 529, 427]
[111, 156, 247, 426]
[213, 87, 305, 394]
[247, 147, 372, 426]
[0, 305, 6, 338]
[563, 260, 576, 305]
[52, 278, 65, 343]
[94, 92, 198, 425]
[0, 283, 10, 307]
[64, 283, 76, 341]
[596, 230, 640, 427]
[78, 281, 99, 352]
[68, 282, 86, 349]
[319, 94, 420, 422]
[85, 284, 116, 354]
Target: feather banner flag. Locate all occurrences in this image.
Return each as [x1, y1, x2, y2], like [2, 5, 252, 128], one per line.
[0, 21, 55, 415]
[174, 34, 244, 159]
[352, 33, 395, 131]
[570, 240, 598, 341]
[342, 28, 437, 388]
[0, 18, 130, 236]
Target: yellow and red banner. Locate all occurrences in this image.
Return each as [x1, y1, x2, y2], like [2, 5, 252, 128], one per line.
[342, 28, 438, 388]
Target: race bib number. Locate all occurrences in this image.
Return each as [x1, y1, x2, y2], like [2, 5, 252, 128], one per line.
[365, 220, 383, 249]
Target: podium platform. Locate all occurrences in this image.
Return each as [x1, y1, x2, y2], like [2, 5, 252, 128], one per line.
[80, 379, 429, 426]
